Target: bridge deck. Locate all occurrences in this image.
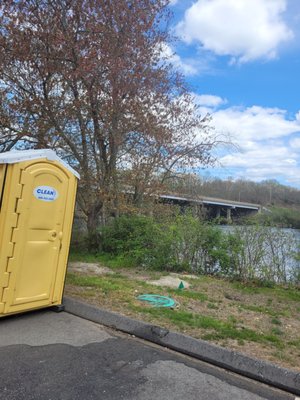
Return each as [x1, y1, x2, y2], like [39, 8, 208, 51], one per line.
[160, 194, 261, 210]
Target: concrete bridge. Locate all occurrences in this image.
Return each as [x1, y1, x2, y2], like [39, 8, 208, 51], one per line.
[159, 194, 261, 221]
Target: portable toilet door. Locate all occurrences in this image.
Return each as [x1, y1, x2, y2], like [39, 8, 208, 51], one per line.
[0, 150, 79, 317]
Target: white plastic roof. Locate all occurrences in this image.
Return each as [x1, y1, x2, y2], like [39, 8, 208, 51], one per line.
[0, 149, 80, 179]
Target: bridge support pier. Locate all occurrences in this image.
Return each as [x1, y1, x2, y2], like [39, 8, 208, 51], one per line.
[216, 207, 221, 219]
[226, 208, 232, 222]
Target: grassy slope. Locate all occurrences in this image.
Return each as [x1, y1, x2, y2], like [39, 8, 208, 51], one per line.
[65, 253, 300, 371]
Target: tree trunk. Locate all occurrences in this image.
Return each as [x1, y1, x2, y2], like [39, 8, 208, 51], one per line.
[86, 201, 103, 252]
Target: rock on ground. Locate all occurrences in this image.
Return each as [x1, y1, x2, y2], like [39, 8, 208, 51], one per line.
[148, 276, 190, 289]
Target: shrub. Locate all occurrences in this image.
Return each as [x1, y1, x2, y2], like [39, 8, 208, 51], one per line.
[99, 214, 227, 272]
[166, 215, 224, 273]
[100, 215, 172, 269]
[253, 206, 300, 229]
[223, 225, 300, 284]
[79, 214, 300, 285]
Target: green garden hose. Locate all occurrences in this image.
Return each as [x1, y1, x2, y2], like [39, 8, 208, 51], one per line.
[137, 294, 176, 308]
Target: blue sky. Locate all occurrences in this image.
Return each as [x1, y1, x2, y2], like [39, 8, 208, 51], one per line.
[167, 0, 300, 188]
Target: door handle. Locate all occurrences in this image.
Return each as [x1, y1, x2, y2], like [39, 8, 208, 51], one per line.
[48, 230, 57, 241]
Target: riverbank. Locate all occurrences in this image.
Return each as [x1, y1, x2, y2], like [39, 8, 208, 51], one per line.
[65, 256, 300, 372]
[73, 215, 300, 285]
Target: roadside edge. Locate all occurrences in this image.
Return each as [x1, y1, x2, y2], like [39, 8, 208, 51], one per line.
[63, 296, 300, 396]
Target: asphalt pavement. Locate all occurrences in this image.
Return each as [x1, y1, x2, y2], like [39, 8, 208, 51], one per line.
[0, 310, 297, 400]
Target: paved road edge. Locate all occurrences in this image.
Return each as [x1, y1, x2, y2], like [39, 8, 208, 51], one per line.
[63, 296, 300, 396]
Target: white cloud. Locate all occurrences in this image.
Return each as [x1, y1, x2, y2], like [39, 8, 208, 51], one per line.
[177, 0, 293, 63]
[289, 137, 300, 149]
[199, 101, 300, 185]
[221, 145, 296, 169]
[210, 106, 300, 143]
[219, 142, 300, 184]
[193, 93, 227, 108]
[160, 43, 198, 75]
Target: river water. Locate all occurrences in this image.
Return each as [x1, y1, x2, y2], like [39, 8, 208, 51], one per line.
[220, 225, 300, 240]
[218, 225, 300, 282]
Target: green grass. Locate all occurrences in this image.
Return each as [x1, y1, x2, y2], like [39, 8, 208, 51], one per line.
[67, 271, 284, 347]
[271, 327, 284, 336]
[271, 351, 293, 364]
[66, 272, 184, 299]
[237, 303, 282, 317]
[271, 317, 282, 326]
[232, 281, 300, 302]
[231, 282, 267, 294]
[68, 251, 103, 263]
[275, 287, 300, 302]
[130, 305, 284, 347]
[207, 302, 219, 310]
[168, 288, 208, 302]
[66, 273, 124, 293]
[68, 252, 129, 269]
[66, 262, 300, 368]
[288, 339, 300, 350]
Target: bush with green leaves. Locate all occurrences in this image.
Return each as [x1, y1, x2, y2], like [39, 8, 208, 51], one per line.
[222, 225, 300, 284]
[100, 215, 173, 269]
[253, 206, 300, 229]
[99, 214, 230, 273]
[167, 215, 225, 273]
[79, 214, 300, 285]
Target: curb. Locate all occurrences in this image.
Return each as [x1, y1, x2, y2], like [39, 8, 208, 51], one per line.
[63, 296, 300, 396]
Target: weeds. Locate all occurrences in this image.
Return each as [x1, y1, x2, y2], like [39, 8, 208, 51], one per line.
[207, 302, 219, 310]
[271, 327, 284, 336]
[237, 304, 280, 317]
[74, 214, 300, 285]
[271, 317, 282, 326]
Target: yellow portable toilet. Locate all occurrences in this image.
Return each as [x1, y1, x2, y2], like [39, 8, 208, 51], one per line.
[0, 149, 79, 317]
